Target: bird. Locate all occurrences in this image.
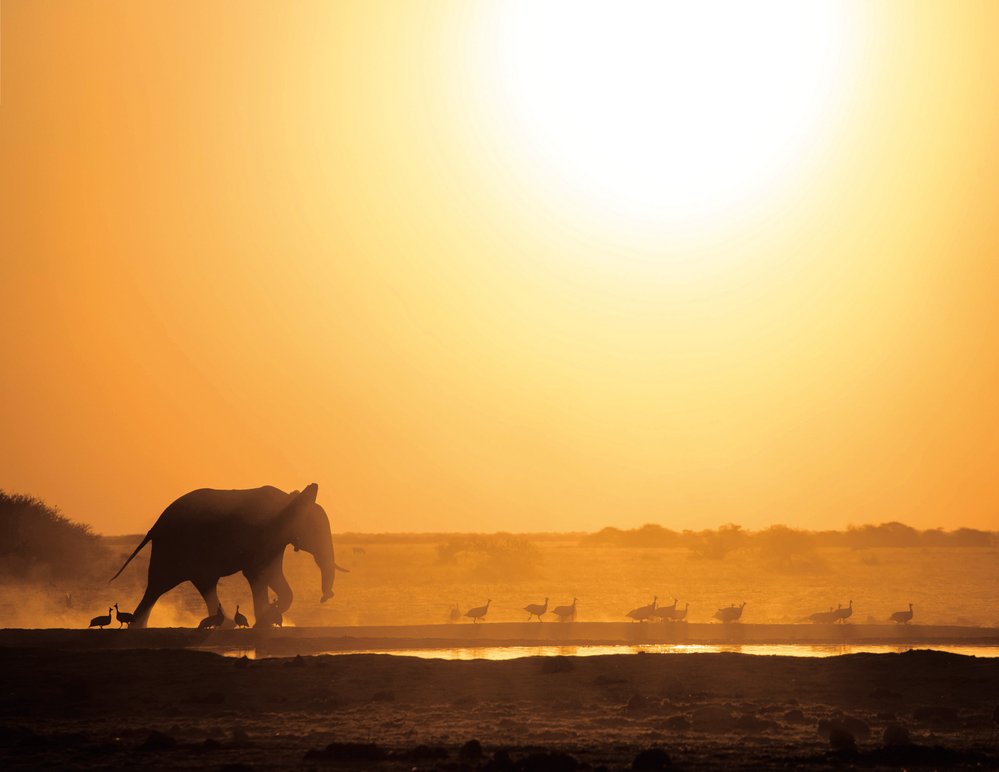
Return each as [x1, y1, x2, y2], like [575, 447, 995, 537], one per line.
[198, 604, 225, 630]
[113, 603, 134, 628]
[258, 600, 283, 627]
[672, 602, 689, 622]
[833, 600, 853, 624]
[652, 597, 679, 622]
[464, 599, 491, 623]
[233, 605, 250, 628]
[552, 598, 577, 622]
[804, 605, 839, 624]
[523, 598, 548, 622]
[448, 604, 461, 623]
[626, 596, 658, 622]
[89, 607, 113, 629]
[890, 603, 914, 625]
[713, 602, 746, 623]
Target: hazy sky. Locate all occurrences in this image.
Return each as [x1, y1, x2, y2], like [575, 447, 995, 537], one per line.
[2, 2, 999, 535]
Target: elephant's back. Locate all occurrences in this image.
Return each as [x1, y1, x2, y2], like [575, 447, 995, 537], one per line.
[150, 486, 290, 537]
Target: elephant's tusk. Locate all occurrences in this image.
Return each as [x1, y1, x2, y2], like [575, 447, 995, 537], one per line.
[334, 562, 350, 573]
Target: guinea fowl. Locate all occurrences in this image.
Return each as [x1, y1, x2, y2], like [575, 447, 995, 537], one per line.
[258, 600, 283, 627]
[233, 605, 250, 628]
[198, 604, 225, 630]
[464, 599, 491, 623]
[804, 605, 839, 624]
[652, 597, 679, 621]
[89, 607, 113, 629]
[552, 597, 577, 622]
[523, 598, 549, 622]
[626, 596, 658, 622]
[890, 603, 914, 624]
[113, 603, 134, 628]
[713, 601, 746, 623]
[672, 602, 689, 622]
[833, 600, 853, 623]
[448, 604, 461, 622]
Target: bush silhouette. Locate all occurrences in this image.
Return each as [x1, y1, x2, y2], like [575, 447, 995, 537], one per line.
[0, 491, 110, 580]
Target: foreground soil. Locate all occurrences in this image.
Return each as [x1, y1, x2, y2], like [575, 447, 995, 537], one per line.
[1, 648, 997, 770]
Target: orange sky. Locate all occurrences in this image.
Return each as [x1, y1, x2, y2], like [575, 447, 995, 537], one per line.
[2, 2, 999, 535]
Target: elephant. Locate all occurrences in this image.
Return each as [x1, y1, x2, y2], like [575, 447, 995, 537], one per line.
[110, 483, 347, 628]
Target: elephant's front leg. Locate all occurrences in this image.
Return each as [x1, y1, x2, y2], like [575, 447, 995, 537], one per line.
[264, 558, 294, 615]
[243, 568, 272, 627]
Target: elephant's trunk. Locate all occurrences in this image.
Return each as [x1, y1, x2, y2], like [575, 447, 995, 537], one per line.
[313, 533, 336, 603]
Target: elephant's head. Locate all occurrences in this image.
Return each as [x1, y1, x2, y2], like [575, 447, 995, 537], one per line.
[279, 483, 346, 603]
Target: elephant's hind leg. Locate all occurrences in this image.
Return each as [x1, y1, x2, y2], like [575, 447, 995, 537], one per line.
[193, 578, 224, 620]
[132, 579, 177, 629]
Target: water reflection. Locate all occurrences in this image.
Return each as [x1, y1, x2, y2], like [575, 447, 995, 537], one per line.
[218, 642, 999, 660]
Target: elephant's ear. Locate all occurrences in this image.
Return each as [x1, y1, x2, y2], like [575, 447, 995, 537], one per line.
[277, 483, 319, 525]
[299, 483, 318, 504]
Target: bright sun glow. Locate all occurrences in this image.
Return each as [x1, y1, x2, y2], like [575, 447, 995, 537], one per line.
[483, 2, 854, 232]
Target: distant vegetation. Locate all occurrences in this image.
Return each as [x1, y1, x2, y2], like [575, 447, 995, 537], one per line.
[583, 521, 995, 557]
[0, 491, 110, 580]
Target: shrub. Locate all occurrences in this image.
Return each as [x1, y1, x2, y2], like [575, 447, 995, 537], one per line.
[0, 491, 110, 580]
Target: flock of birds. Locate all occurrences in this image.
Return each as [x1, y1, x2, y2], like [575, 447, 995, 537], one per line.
[90, 597, 918, 629]
[445, 597, 916, 625]
[88, 600, 284, 630]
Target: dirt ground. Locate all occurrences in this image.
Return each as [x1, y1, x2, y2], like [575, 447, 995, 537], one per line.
[1, 648, 997, 770]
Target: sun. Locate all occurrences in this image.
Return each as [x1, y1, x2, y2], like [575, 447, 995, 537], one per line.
[478, 2, 855, 234]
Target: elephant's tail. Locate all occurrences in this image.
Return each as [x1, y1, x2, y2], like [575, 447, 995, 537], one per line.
[109, 532, 152, 583]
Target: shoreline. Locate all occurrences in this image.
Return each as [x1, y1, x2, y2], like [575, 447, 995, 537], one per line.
[3, 621, 997, 656]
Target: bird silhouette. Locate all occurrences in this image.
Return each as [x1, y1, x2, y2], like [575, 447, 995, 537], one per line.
[552, 598, 577, 622]
[804, 605, 839, 624]
[89, 607, 112, 629]
[626, 596, 658, 622]
[113, 603, 134, 628]
[833, 600, 853, 623]
[713, 602, 746, 623]
[652, 597, 679, 622]
[889, 603, 914, 624]
[523, 598, 549, 622]
[464, 599, 491, 623]
[198, 604, 225, 630]
[233, 605, 250, 628]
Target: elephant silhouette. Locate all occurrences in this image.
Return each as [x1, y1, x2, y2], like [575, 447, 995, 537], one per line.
[110, 483, 347, 628]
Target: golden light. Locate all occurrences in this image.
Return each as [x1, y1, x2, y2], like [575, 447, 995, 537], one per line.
[478, 2, 857, 237]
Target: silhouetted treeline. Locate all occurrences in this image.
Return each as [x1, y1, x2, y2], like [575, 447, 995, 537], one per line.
[582, 521, 995, 554]
[0, 491, 111, 580]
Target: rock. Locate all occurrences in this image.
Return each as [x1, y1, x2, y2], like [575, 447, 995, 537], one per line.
[459, 738, 484, 762]
[828, 726, 856, 752]
[782, 708, 807, 724]
[663, 715, 691, 731]
[882, 722, 910, 747]
[632, 747, 673, 770]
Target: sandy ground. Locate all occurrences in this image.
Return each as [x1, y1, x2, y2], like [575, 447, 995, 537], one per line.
[1, 648, 997, 770]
